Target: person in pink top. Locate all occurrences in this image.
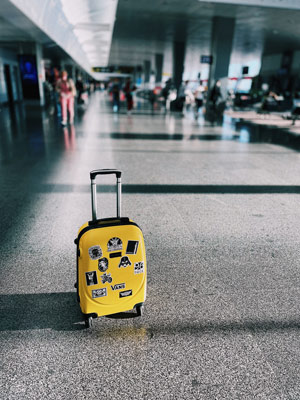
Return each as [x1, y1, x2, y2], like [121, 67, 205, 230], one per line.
[56, 70, 76, 126]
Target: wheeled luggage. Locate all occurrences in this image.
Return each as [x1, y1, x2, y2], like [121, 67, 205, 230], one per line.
[170, 97, 184, 112]
[74, 169, 147, 327]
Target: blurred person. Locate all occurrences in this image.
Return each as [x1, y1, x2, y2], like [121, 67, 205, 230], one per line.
[76, 75, 85, 104]
[260, 90, 281, 112]
[185, 83, 194, 112]
[51, 67, 61, 117]
[56, 70, 76, 126]
[162, 78, 172, 111]
[110, 78, 121, 112]
[194, 81, 205, 118]
[209, 80, 222, 111]
[123, 78, 136, 113]
[177, 80, 188, 115]
[149, 89, 157, 114]
[291, 92, 300, 125]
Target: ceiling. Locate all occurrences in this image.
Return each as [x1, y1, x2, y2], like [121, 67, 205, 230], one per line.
[109, 0, 300, 67]
[0, 0, 300, 78]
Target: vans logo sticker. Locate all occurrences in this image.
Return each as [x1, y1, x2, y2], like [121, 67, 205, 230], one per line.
[101, 273, 112, 284]
[98, 257, 108, 272]
[111, 283, 125, 291]
[107, 237, 122, 252]
[134, 262, 144, 274]
[119, 290, 132, 298]
[126, 240, 139, 255]
[118, 256, 132, 268]
[88, 245, 103, 260]
[85, 271, 98, 286]
[92, 288, 107, 298]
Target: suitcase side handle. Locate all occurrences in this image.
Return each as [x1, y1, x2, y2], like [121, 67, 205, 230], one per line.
[90, 169, 122, 221]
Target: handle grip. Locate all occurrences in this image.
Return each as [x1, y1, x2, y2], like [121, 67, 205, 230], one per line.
[90, 169, 122, 221]
[90, 169, 122, 180]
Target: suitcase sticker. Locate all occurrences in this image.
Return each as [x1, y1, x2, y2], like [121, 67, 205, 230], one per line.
[98, 257, 109, 272]
[85, 271, 98, 286]
[92, 288, 107, 298]
[88, 245, 102, 260]
[107, 237, 122, 252]
[118, 256, 132, 268]
[134, 262, 144, 274]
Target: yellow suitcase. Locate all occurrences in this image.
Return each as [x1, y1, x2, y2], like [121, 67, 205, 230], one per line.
[75, 169, 147, 328]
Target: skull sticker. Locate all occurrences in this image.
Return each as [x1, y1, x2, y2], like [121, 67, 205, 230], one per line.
[107, 237, 123, 252]
[98, 257, 109, 272]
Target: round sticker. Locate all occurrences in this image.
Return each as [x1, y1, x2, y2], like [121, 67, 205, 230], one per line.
[88, 245, 103, 260]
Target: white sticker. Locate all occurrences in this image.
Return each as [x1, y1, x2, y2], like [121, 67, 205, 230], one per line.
[92, 288, 107, 298]
[134, 262, 144, 274]
[119, 290, 132, 298]
[88, 245, 103, 260]
[107, 237, 123, 252]
[85, 271, 98, 286]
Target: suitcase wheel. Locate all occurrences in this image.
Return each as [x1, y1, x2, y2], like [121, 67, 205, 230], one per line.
[135, 304, 144, 317]
[85, 316, 94, 328]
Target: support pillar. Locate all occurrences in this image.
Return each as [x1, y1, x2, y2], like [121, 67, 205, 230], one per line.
[144, 60, 151, 84]
[155, 53, 163, 83]
[208, 17, 235, 97]
[173, 41, 185, 90]
[36, 43, 45, 106]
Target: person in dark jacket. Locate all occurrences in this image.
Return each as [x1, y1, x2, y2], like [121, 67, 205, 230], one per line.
[123, 78, 136, 113]
[210, 80, 222, 111]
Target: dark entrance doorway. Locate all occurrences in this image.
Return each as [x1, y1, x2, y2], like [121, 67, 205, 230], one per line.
[13, 66, 22, 101]
[4, 64, 14, 104]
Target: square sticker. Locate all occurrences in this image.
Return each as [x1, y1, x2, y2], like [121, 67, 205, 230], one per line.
[126, 240, 139, 255]
[92, 288, 107, 298]
[85, 271, 98, 286]
[134, 262, 144, 274]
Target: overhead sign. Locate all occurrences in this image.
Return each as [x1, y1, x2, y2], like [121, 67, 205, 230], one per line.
[92, 66, 135, 74]
[92, 67, 114, 73]
[201, 55, 213, 65]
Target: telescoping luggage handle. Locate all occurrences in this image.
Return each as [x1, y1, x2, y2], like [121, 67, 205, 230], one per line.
[90, 169, 122, 221]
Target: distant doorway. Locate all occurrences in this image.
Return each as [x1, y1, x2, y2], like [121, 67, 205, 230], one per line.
[4, 64, 14, 104]
[13, 66, 22, 101]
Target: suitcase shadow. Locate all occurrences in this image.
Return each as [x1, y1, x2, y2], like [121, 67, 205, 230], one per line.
[0, 292, 86, 331]
[106, 311, 137, 319]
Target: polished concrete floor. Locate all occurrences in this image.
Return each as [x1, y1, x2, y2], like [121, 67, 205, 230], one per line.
[0, 92, 300, 400]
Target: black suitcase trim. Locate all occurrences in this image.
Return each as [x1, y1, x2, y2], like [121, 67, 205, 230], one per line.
[75, 218, 141, 244]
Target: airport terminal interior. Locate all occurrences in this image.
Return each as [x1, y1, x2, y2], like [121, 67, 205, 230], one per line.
[0, 0, 300, 399]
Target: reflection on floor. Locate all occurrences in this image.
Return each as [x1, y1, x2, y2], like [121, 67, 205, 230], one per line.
[0, 92, 300, 399]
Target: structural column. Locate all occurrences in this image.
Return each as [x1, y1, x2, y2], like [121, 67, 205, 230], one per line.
[208, 17, 235, 96]
[36, 43, 45, 106]
[144, 60, 151, 84]
[173, 41, 185, 90]
[155, 53, 163, 83]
